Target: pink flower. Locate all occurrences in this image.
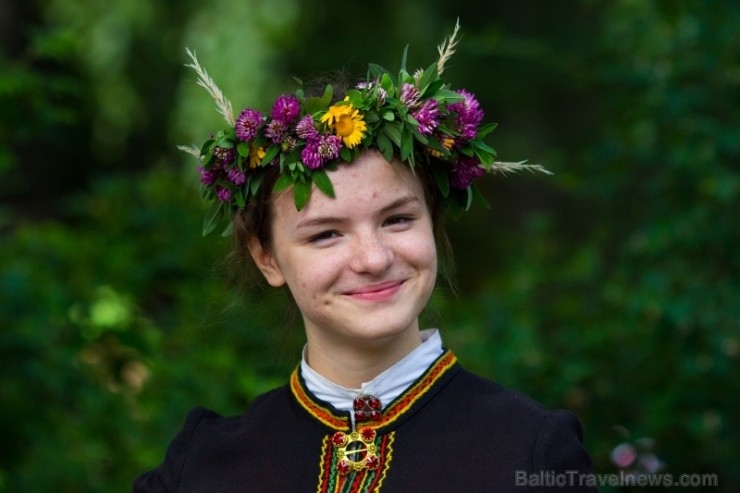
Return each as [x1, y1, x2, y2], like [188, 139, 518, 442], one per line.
[270, 94, 300, 124]
[235, 108, 263, 141]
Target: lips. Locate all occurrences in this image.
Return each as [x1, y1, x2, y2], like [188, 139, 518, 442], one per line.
[343, 280, 405, 301]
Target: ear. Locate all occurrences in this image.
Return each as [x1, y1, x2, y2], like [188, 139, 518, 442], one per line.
[247, 236, 286, 287]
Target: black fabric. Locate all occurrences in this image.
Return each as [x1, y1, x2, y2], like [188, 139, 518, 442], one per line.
[133, 367, 597, 492]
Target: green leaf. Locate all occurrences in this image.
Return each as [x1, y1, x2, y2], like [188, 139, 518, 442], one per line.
[471, 184, 491, 209]
[433, 89, 465, 102]
[216, 137, 235, 148]
[202, 201, 224, 236]
[400, 44, 409, 71]
[420, 79, 445, 98]
[220, 220, 234, 237]
[476, 122, 498, 138]
[400, 125, 414, 162]
[382, 121, 403, 147]
[368, 63, 391, 80]
[273, 173, 293, 194]
[382, 110, 395, 121]
[312, 169, 335, 198]
[465, 186, 474, 211]
[339, 147, 352, 162]
[380, 72, 394, 93]
[376, 132, 394, 163]
[250, 173, 264, 195]
[304, 85, 333, 114]
[261, 145, 280, 165]
[293, 178, 311, 210]
[417, 62, 438, 93]
[237, 141, 249, 157]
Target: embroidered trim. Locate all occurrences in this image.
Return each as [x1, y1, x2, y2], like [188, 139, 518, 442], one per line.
[291, 371, 350, 430]
[316, 431, 395, 493]
[291, 350, 458, 432]
[372, 351, 457, 429]
[296, 351, 457, 492]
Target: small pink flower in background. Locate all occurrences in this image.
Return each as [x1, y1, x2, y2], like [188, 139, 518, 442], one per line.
[610, 442, 637, 469]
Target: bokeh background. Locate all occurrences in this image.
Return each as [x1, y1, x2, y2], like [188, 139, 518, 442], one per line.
[1, 0, 737, 491]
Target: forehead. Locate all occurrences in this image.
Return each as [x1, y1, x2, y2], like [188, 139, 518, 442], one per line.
[272, 153, 427, 223]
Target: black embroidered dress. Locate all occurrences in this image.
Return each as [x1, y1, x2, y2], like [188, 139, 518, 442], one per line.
[134, 350, 596, 492]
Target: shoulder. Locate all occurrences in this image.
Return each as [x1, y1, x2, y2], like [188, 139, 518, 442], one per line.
[448, 367, 564, 421]
[132, 385, 291, 492]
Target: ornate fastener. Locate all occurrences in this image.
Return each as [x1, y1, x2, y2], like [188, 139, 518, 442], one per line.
[353, 394, 382, 422]
[332, 427, 379, 476]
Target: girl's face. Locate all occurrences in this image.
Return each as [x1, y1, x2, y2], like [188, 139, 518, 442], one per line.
[249, 151, 437, 351]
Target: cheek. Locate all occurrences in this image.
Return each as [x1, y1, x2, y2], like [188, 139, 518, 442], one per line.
[285, 254, 344, 299]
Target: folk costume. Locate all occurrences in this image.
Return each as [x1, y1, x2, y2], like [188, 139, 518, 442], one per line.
[134, 331, 596, 492]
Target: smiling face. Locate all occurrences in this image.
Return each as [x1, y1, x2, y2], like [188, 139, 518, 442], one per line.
[249, 151, 438, 358]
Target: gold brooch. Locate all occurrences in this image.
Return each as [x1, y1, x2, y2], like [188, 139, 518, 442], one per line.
[331, 427, 380, 475]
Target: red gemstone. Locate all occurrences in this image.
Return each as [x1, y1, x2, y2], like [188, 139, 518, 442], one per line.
[337, 460, 352, 476]
[355, 410, 367, 421]
[365, 455, 380, 470]
[332, 432, 347, 446]
[368, 398, 381, 410]
[353, 397, 365, 410]
[371, 410, 381, 421]
[360, 427, 376, 441]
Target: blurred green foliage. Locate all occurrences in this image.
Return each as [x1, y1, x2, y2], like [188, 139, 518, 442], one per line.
[1, 0, 737, 491]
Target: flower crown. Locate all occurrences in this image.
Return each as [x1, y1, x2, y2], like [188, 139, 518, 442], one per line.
[180, 22, 550, 236]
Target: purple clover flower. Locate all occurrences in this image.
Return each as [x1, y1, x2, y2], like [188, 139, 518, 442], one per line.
[227, 168, 246, 185]
[413, 98, 440, 136]
[198, 165, 216, 185]
[235, 108, 263, 141]
[301, 134, 342, 169]
[400, 83, 421, 107]
[265, 119, 288, 144]
[449, 89, 484, 141]
[216, 186, 233, 202]
[449, 157, 485, 190]
[295, 115, 319, 140]
[213, 146, 235, 164]
[270, 94, 301, 124]
[281, 135, 298, 153]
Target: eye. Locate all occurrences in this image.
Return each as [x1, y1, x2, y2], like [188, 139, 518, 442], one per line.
[384, 215, 414, 227]
[308, 230, 340, 243]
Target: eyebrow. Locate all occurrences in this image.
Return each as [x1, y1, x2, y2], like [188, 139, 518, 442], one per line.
[295, 195, 421, 230]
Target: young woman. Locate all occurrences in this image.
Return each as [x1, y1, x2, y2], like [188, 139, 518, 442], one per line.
[134, 26, 597, 492]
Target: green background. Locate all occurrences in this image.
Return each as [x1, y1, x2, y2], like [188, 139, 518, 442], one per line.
[1, 1, 737, 491]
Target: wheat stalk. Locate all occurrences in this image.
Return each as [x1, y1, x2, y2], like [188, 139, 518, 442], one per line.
[184, 47, 235, 126]
[490, 161, 553, 175]
[177, 144, 202, 159]
[437, 19, 461, 75]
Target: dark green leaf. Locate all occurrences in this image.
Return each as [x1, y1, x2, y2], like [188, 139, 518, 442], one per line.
[400, 125, 414, 162]
[261, 145, 280, 165]
[202, 200, 224, 236]
[383, 121, 403, 147]
[311, 169, 335, 198]
[273, 173, 293, 194]
[293, 178, 311, 210]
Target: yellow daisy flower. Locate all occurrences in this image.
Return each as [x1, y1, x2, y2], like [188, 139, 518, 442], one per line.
[248, 142, 266, 168]
[321, 101, 367, 149]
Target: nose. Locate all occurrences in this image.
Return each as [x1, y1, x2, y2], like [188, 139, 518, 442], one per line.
[349, 231, 394, 275]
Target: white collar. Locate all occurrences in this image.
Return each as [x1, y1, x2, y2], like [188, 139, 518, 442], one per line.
[300, 329, 444, 427]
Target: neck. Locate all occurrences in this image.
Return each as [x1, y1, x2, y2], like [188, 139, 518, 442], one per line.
[304, 328, 423, 389]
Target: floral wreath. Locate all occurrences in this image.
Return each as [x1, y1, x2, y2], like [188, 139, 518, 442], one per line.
[180, 22, 550, 236]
